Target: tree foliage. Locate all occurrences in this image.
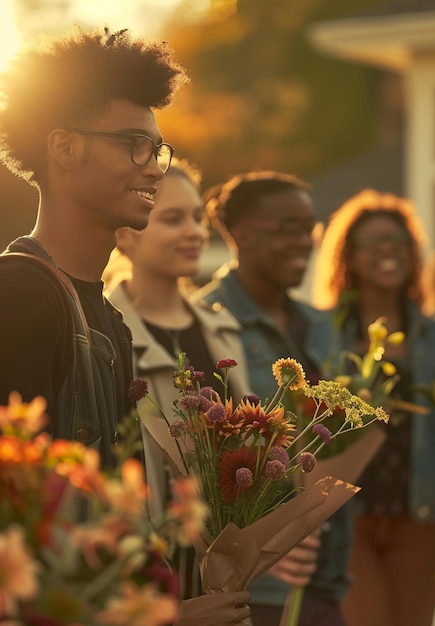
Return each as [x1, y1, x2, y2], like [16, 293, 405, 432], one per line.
[157, 0, 383, 189]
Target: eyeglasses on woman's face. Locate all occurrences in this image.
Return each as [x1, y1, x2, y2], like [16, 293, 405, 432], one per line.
[352, 231, 411, 251]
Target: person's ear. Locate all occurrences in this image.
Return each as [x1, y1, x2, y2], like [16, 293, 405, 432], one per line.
[46, 129, 77, 170]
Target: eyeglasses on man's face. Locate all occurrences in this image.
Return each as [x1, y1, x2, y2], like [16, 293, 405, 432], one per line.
[243, 218, 318, 240]
[67, 129, 174, 173]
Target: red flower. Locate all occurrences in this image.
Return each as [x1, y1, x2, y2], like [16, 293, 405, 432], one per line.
[217, 447, 258, 503]
[216, 359, 237, 369]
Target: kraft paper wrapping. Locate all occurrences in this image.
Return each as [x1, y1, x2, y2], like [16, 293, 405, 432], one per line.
[292, 422, 386, 488]
[137, 396, 190, 477]
[197, 476, 358, 593]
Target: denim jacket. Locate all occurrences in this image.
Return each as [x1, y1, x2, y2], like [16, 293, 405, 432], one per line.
[195, 268, 350, 605]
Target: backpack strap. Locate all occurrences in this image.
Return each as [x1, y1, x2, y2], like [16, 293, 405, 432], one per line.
[3, 251, 92, 345]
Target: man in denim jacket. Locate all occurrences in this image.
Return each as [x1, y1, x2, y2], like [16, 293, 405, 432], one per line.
[194, 171, 351, 626]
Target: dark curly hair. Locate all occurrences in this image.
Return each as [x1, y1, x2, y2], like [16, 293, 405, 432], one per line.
[0, 26, 188, 186]
[312, 189, 427, 309]
[203, 170, 310, 248]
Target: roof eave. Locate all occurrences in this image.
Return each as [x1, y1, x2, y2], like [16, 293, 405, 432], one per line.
[307, 12, 435, 72]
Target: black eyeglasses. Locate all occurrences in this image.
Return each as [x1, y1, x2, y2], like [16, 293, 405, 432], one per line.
[243, 218, 318, 240]
[68, 129, 174, 172]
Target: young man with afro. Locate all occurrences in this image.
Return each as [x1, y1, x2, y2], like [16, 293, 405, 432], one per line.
[0, 26, 251, 625]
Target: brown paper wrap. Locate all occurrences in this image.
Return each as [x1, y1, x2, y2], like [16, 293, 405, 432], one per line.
[198, 476, 358, 593]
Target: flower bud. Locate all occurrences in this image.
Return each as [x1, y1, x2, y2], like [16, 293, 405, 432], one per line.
[387, 331, 405, 346]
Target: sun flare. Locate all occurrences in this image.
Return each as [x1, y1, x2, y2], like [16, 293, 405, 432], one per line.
[0, 0, 21, 71]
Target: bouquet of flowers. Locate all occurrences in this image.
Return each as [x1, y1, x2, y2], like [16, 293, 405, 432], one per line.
[290, 316, 400, 477]
[0, 391, 208, 626]
[136, 353, 389, 599]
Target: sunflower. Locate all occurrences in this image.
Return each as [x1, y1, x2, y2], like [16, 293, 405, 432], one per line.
[272, 358, 307, 390]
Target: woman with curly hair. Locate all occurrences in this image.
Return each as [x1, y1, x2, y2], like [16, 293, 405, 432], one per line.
[312, 189, 435, 626]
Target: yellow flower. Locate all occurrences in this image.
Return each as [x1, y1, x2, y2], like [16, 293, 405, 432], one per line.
[344, 406, 364, 428]
[147, 532, 169, 558]
[304, 380, 352, 409]
[334, 375, 352, 388]
[272, 358, 307, 390]
[381, 362, 397, 377]
[387, 332, 405, 346]
[368, 317, 388, 343]
[375, 407, 390, 423]
[118, 536, 148, 573]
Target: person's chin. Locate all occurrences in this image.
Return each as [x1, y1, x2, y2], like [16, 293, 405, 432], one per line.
[125, 213, 151, 232]
[285, 271, 305, 288]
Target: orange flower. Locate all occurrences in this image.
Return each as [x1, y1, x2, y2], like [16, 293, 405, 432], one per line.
[104, 459, 149, 517]
[0, 392, 47, 436]
[71, 515, 131, 569]
[0, 436, 24, 464]
[0, 525, 40, 616]
[46, 439, 87, 464]
[65, 448, 106, 498]
[167, 477, 208, 545]
[210, 398, 246, 440]
[98, 581, 178, 626]
[239, 399, 295, 447]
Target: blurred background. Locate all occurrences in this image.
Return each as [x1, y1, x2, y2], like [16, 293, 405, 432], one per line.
[1, 0, 434, 289]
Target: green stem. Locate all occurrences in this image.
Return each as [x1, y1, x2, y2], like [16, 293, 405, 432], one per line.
[284, 587, 304, 626]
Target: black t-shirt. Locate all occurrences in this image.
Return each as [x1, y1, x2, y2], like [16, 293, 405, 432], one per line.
[0, 257, 73, 410]
[144, 316, 232, 395]
[0, 258, 127, 423]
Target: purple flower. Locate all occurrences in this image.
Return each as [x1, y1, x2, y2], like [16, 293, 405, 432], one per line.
[235, 467, 253, 489]
[265, 459, 286, 480]
[268, 446, 289, 467]
[200, 386, 217, 400]
[199, 396, 213, 412]
[299, 452, 317, 474]
[128, 377, 148, 403]
[206, 404, 227, 423]
[169, 420, 187, 438]
[192, 370, 205, 382]
[312, 423, 332, 443]
[216, 359, 237, 369]
[177, 394, 201, 412]
[242, 394, 261, 406]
